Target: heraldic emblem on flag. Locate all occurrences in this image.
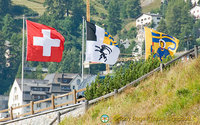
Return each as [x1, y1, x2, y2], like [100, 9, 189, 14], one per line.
[26, 20, 65, 62]
[86, 21, 120, 65]
[144, 27, 179, 61]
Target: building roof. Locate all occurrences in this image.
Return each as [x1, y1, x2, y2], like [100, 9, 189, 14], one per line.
[0, 96, 8, 110]
[44, 73, 80, 84]
[136, 13, 161, 20]
[12, 73, 82, 101]
[78, 75, 97, 96]
[17, 79, 47, 87]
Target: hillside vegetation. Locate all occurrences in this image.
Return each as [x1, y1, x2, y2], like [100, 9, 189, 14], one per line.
[12, 0, 45, 15]
[60, 57, 200, 125]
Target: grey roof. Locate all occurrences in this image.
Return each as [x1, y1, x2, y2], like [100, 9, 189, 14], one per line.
[16, 79, 49, 86]
[78, 75, 97, 90]
[24, 67, 48, 72]
[23, 93, 31, 101]
[0, 96, 8, 110]
[0, 96, 8, 100]
[14, 73, 81, 101]
[44, 73, 80, 84]
[50, 84, 61, 93]
[44, 73, 55, 83]
[23, 85, 31, 92]
[136, 13, 162, 19]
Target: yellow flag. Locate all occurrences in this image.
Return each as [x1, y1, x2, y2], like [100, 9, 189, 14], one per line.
[144, 27, 179, 61]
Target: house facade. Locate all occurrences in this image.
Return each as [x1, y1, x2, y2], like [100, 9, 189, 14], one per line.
[190, 5, 200, 19]
[136, 13, 161, 29]
[8, 73, 82, 117]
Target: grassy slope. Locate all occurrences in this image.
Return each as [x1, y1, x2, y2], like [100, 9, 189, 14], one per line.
[142, 0, 161, 13]
[121, 0, 161, 33]
[11, 0, 45, 15]
[60, 57, 200, 125]
[11, 0, 161, 29]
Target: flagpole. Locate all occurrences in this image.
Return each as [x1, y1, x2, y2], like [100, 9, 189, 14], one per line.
[82, 16, 85, 81]
[21, 15, 25, 95]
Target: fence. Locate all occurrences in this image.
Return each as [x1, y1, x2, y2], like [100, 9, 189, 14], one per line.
[50, 45, 199, 124]
[0, 88, 86, 124]
[0, 45, 199, 125]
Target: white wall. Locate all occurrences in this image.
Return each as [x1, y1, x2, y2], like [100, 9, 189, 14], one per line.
[190, 6, 200, 19]
[8, 80, 23, 117]
[136, 14, 152, 27]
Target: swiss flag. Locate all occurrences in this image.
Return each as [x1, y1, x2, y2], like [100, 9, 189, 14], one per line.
[26, 20, 65, 62]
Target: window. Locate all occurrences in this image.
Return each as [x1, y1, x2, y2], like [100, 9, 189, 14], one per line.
[77, 79, 81, 84]
[14, 87, 17, 93]
[36, 103, 41, 108]
[157, 17, 160, 20]
[14, 95, 18, 100]
[66, 95, 69, 99]
[148, 17, 150, 20]
[61, 86, 70, 91]
[73, 86, 75, 89]
[141, 19, 143, 21]
[46, 103, 51, 107]
[58, 78, 72, 83]
[144, 18, 146, 20]
[137, 20, 140, 22]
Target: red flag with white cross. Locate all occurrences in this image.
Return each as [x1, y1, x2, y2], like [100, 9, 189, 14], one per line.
[26, 20, 65, 62]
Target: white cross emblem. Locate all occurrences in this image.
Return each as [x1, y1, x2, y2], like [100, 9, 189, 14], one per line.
[33, 29, 61, 56]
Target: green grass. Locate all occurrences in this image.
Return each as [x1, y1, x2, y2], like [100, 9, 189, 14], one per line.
[142, 0, 161, 13]
[60, 57, 200, 125]
[12, 0, 45, 15]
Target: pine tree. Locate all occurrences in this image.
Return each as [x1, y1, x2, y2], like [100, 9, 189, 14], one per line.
[157, 19, 168, 33]
[0, 0, 11, 16]
[126, 0, 142, 18]
[107, 0, 121, 35]
[2, 14, 15, 39]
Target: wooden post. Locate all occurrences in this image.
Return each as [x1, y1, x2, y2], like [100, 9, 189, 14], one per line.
[73, 89, 77, 104]
[51, 95, 55, 109]
[57, 112, 61, 124]
[194, 45, 198, 58]
[10, 107, 13, 120]
[114, 89, 118, 98]
[160, 63, 164, 72]
[84, 100, 88, 113]
[30, 101, 34, 115]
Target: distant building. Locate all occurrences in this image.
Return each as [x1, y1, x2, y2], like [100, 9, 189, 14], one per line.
[132, 44, 142, 57]
[120, 39, 131, 49]
[185, 0, 199, 5]
[190, 5, 200, 19]
[24, 67, 48, 73]
[0, 96, 9, 118]
[8, 73, 82, 117]
[136, 13, 161, 29]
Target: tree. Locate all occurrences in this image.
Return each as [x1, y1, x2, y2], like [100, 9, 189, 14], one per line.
[165, 0, 194, 51]
[44, 0, 70, 19]
[126, 0, 141, 18]
[160, 0, 168, 17]
[0, 0, 11, 16]
[107, 0, 121, 35]
[2, 14, 16, 39]
[0, 31, 6, 80]
[157, 19, 168, 33]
